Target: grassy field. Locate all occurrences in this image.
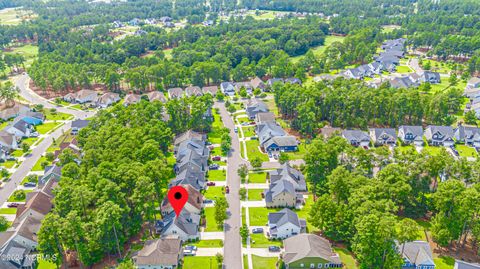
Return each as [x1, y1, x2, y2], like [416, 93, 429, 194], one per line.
[5, 44, 38, 67]
[434, 256, 455, 269]
[242, 126, 255, 137]
[32, 155, 49, 171]
[456, 144, 477, 158]
[290, 35, 346, 64]
[204, 186, 225, 200]
[43, 110, 73, 121]
[396, 65, 413, 74]
[284, 142, 307, 160]
[243, 255, 248, 269]
[248, 172, 267, 183]
[190, 239, 223, 248]
[247, 188, 264, 201]
[208, 109, 224, 144]
[208, 169, 226, 181]
[252, 255, 278, 269]
[245, 140, 269, 162]
[36, 259, 57, 269]
[183, 256, 219, 269]
[248, 207, 278, 226]
[250, 233, 282, 248]
[36, 122, 62, 134]
[0, 8, 36, 26]
[204, 207, 221, 232]
[0, 207, 17, 214]
[381, 25, 401, 33]
[22, 137, 38, 147]
[422, 59, 455, 74]
[334, 247, 358, 269]
[249, 10, 290, 20]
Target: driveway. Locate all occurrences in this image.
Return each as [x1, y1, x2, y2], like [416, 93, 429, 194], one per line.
[215, 101, 246, 269]
[195, 248, 224, 257]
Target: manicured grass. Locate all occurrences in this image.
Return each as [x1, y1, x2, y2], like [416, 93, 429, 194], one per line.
[0, 120, 10, 129]
[183, 256, 219, 269]
[422, 145, 444, 156]
[294, 195, 317, 232]
[37, 258, 57, 269]
[242, 126, 255, 137]
[284, 142, 307, 160]
[5, 44, 38, 66]
[1, 160, 16, 168]
[290, 35, 346, 64]
[245, 140, 269, 162]
[434, 256, 455, 269]
[242, 207, 246, 226]
[237, 116, 249, 124]
[396, 65, 412, 73]
[243, 255, 248, 269]
[11, 150, 24, 157]
[204, 186, 225, 200]
[248, 207, 278, 226]
[43, 110, 72, 121]
[208, 110, 224, 144]
[8, 190, 32, 202]
[32, 155, 49, 171]
[248, 172, 267, 183]
[36, 122, 61, 134]
[334, 247, 358, 269]
[381, 25, 401, 33]
[456, 144, 478, 158]
[252, 255, 278, 269]
[190, 239, 223, 248]
[247, 189, 264, 201]
[208, 169, 226, 181]
[0, 207, 17, 214]
[22, 137, 38, 147]
[204, 207, 221, 232]
[422, 59, 458, 74]
[250, 233, 282, 248]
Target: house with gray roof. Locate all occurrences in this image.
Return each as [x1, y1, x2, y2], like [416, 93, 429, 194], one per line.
[161, 185, 203, 216]
[250, 77, 266, 91]
[123, 93, 141, 106]
[175, 149, 208, 175]
[257, 122, 286, 147]
[390, 76, 418, 89]
[220, 82, 235, 96]
[397, 241, 435, 269]
[264, 180, 296, 208]
[234, 82, 253, 95]
[71, 119, 90, 135]
[269, 162, 306, 191]
[467, 77, 480, 89]
[424, 125, 454, 146]
[133, 238, 182, 269]
[158, 211, 200, 241]
[285, 78, 302, 85]
[0, 130, 18, 150]
[174, 130, 206, 147]
[264, 136, 299, 152]
[246, 101, 269, 120]
[95, 92, 120, 108]
[170, 167, 206, 191]
[185, 86, 203, 97]
[454, 125, 480, 147]
[202, 86, 218, 96]
[282, 234, 342, 269]
[342, 130, 370, 147]
[255, 112, 276, 124]
[168, 88, 184, 99]
[369, 128, 397, 146]
[455, 261, 480, 269]
[419, 71, 441, 84]
[268, 208, 305, 239]
[0, 239, 36, 269]
[398, 126, 424, 146]
[0, 103, 30, 121]
[266, 78, 284, 89]
[6, 118, 35, 138]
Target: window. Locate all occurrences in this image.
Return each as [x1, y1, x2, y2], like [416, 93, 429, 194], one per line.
[300, 264, 304, 268]
[318, 264, 323, 268]
[310, 264, 315, 268]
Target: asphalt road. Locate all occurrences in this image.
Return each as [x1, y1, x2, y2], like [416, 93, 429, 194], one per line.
[216, 101, 245, 269]
[0, 75, 94, 206]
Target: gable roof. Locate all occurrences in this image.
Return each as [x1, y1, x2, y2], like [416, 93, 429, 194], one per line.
[397, 241, 434, 266]
[425, 125, 454, 141]
[398, 125, 423, 138]
[269, 162, 306, 190]
[96, 92, 120, 105]
[264, 180, 295, 203]
[146, 91, 167, 102]
[168, 88, 184, 98]
[255, 112, 276, 123]
[250, 77, 265, 89]
[257, 122, 286, 145]
[246, 101, 269, 118]
[16, 191, 53, 218]
[185, 86, 203, 97]
[161, 184, 203, 213]
[264, 136, 298, 149]
[283, 234, 341, 264]
[342, 130, 370, 143]
[71, 119, 90, 129]
[370, 128, 397, 141]
[268, 208, 301, 228]
[133, 238, 181, 266]
[202, 86, 218, 95]
[161, 210, 200, 236]
[174, 130, 206, 146]
[0, 103, 30, 120]
[123, 94, 141, 105]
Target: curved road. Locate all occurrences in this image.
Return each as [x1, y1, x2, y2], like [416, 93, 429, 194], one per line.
[216, 101, 246, 269]
[0, 75, 94, 206]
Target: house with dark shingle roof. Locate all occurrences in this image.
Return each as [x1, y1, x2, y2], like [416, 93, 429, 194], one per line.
[202, 86, 218, 96]
[398, 126, 424, 146]
[342, 130, 370, 147]
[268, 208, 305, 239]
[158, 211, 200, 241]
[146, 91, 167, 103]
[6, 118, 34, 138]
[0, 239, 36, 269]
[246, 101, 269, 120]
[369, 128, 397, 146]
[168, 88, 184, 99]
[169, 167, 206, 191]
[390, 76, 418, 89]
[255, 112, 276, 124]
[174, 130, 206, 147]
[71, 119, 90, 135]
[264, 180, 296, 208]
[257, 122, 286, 147]
[420, 71, 441, 84]
[397, 241, 435, 269]
[282, 234, 342, 269]
[454, 125, 480, 147]
[269, 162, 306, 191]
[161, 185, 203, 216]
[133, 238, 183, 269]
[185, 86, 203, 97]
[424, 125, 454, 146]
[63, 89, 98, 104]
[264, 136, 298, 152]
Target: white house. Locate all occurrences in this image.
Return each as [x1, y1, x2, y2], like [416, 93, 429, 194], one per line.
[95, 92, 120, 108]
[268, 208, 305, 239]
[64, 89, 98, 104]
[0, 130, 18, 150]
[159, 211, 200, 241]
[6, 118, 35, 138]
[220, 82, 235, 96]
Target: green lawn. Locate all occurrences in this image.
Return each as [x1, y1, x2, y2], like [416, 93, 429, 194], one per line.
[190, 239, 223, 248]
[204, 207, 221, 232]
[245, 140, 269, 162]
[247, 188, 264, 201]
[242, 207, 246, 226]
[284, 142, 307, 160]
[434, 256, 455, 269]
[242, 126, 255, 137]
[22, 137, 38, 147]
[37, 259, 57, 269]
[334, 247, 358, 269]
[422, 145, 444, 156]
[36, 122, 61, 134]
[396, 65, 412, 74]
[8, 190, 32, 202]
[32, 155, 49, 171]
[208, 169, 226, 181]
[204, 186, 225, 200]
[252, 255, 278, 269]
[456, 144, 478, 158]
[237, 116, 249, 124]
[208, 110, 224, 144]
[1, 160, 16, 168]
[5, 44, 38, 67]
[290, 35, 346, 64]
[250, 233, 282, 248]
[11, 150, 24, 157]
[43, 110, 73, 121]
[248, 207, 278, 226]
[243, 255, 248, 269]
[0, 207, 17, 214]
[381, 25, 401, 33]
[248, 172, 267, 183]
[183, 256, 219, 269]
[294, 195, 317, 232]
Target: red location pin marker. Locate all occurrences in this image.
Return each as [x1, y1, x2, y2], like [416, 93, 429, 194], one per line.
[168, 186, 189, 217]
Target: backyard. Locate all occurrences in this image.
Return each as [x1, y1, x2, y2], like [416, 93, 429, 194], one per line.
[247, 189, 264, 201]
[245, 140, 269, 162]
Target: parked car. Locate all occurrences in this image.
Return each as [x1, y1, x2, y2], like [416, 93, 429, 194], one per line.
[204, 199, 213, 204]
[261, 192, 265, 198]
[250, 136, 257, 140]
[23, 182, 37, 187]
[241, 122, 249, 126]
[6, 156, 16, 161]
[207, 182, 216, 186]
[268, 246, 281, 252]
[234, 127, 238, 133]
[183, 248, 196, 256]
[212, 156, 221, 161]
[252, 228, 264, 234]
[225, 186, 230, 194]
[209, 164, 219, 170]
[185, 245, 197, 251]
[205, 141, 212, 145]
[250, 121, 255, 125]
[7, 203, 19, 208]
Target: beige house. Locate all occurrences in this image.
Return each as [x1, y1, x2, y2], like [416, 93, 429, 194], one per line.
[133, 238, 183, 269]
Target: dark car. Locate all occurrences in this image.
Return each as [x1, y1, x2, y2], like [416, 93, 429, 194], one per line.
[268, 246, 281, 252]
[7, 203, 19, 208]
[225, 186, 230, 194]
[252, 228, 264, 234]
[24, 182, 37, 187]
[209, 164, 219, 170]
[204, 199, 213, 204]
[207, 182, 216, 186]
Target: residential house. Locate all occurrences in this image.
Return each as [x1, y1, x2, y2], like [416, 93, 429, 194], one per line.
[282, 234, 343, 269]
[161, 184, 203, 215]
[398, 126, 424, 146]
[220, 82, 235, 96]
[0, 130, 18, 150]
[250, 77, 266, 91]
[203, 20, 214, 26]
[175, 150, 208, 175]
[464, 87, 480, 99]
[95, 92, 120, 108]
[342, 130, 370, 147]
[419, 71, 441, 84]
[368, 62, 383, 75]
[160, 16, 172, 23]
[269, 162, 306, 191]
[8, 214, 43, 250]
[319, 126, 343, 139]
[246, 101, 269, 120]
[158, 211, 200, 241]
[63, 89, 98, 104]
[467, 77, 480, 89]
[0, 239, 36, 269]
[0, 103, 30, 121]
[264, 136, 298, 152]
[18, 111, 44, 126]
[133, 238, 183, 269]
[170, 167, 206, 191]
[123, 94, 141, 106]
[38, 165, 62, 187]
[257, 122, 286, 147]
[424, 125, 455, 146]
[168, 88, 184, 99]
[454, 125, 480, 147]
[202, 86, 218, 96]
[255, 112, 276, 124]
[397, 241, 435, 269]
[369, 128, 397, 146]
[174, 130, 206, 147]
[234, 82, 253, 95]
[266, 78, 284, 89]
[71, 119, 90, 135]
[6, 118, 35, 138]
[390, 76, 418, 89]
[264, 180, 296, 208]
[15, 190, 53, 223]
[285, 78, 302, 85]
[164, 21, 175, 28]
[185, 86, 203, 97]
[267, 208, 305, 239]
[146, 91, 167, 103]
[454, 261, 480, 269]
